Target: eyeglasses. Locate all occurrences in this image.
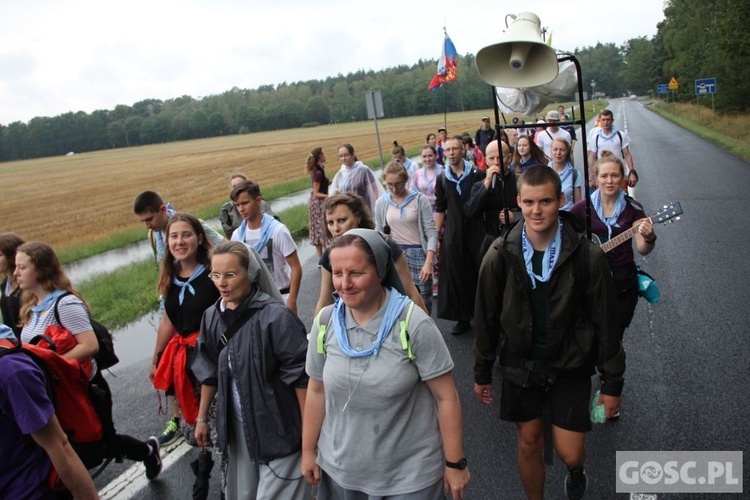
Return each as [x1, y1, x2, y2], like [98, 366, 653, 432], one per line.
[385, 181, 406, 189]
[208, 271, 240, 281]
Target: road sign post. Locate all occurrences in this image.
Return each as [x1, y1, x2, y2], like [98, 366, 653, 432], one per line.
[668, 77, 679, 114]
[694, 78, 717, 125]
[365, 91, 385, 169]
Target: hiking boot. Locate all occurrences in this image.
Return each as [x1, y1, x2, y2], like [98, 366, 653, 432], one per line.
[158, 417, 180, 446]
[565, 466, 587, 500]
[144, 436, 162, 480]
[451, 321, 471, 336]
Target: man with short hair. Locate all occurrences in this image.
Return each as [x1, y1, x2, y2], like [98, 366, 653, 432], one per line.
[435, 135, 486, 335]
[534, 110, 571, 160]
[475, 116, 496, 155]
[230, 180, 302, 314]
[474, 166, 624, 500]
[587, 109, 638, 189]
[219, 173, 277, 238]
[132, 190, 224, 446]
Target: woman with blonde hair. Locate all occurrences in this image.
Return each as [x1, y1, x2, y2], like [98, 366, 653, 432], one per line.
[569, 152, 656, 345]
[375, 160, 438, 313]
[15, 241, 163, 480]
[548, 137, 583, 211]
[306, 147, 331, 257]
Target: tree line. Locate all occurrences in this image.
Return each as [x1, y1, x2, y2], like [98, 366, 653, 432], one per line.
[1, 0, 746, 162]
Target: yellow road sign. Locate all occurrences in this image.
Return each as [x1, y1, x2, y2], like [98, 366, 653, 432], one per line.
[669, 76, 679, 90]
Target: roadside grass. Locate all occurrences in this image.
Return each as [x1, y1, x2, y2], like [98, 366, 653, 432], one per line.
[77, 203, 310, 329]
[648, 101, 750, 162]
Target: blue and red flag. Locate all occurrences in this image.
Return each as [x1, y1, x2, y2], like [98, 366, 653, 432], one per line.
[428, 33, 458, 91]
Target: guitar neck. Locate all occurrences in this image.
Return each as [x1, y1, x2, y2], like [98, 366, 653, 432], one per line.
[600, 217, 650, 253]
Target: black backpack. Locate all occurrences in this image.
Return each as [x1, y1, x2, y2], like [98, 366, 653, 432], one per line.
[54, 293, 119, 370]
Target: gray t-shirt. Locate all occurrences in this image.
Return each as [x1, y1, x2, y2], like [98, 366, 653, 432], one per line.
[306, 290, 454, 496]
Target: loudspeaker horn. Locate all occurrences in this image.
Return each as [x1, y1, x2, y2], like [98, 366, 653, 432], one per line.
[476, 12, 559, 88]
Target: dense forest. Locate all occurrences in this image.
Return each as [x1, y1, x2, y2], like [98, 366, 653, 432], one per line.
[1, 0, 747, 162]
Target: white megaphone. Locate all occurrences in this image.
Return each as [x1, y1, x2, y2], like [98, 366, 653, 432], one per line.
[476, 12, 559, 88]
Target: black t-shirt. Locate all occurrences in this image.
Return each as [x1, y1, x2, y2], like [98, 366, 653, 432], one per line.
[530, 250, 549, 361]
[164, 269, 220, 336]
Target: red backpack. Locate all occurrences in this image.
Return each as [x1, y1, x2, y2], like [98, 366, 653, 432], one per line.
[0, 339, 107, 489]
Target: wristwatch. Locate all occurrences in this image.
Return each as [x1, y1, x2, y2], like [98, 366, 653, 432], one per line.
[446, 458, 468, 470]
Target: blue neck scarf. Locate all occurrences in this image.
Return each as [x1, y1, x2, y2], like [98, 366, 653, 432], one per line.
[591, 188, 626, 240]
[154, 202, 177, 260]
[598, 126, 619, 141]
[29, 289, 66, 329]
[521, 221, 563, 289]
[384, 189, 419, 218]
[0, 323, 15, 340]
[332, 289, 409, 359]
[172, 263, 206, 305]
[341, 162, 363, 191]
[444, 160, 473, 195]
[236, 213, 281, 252]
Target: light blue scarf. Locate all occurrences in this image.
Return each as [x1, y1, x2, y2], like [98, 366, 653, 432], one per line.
[29, 289, 66, 329]
[0, 323, 15, 340]
[236, 213, 281, 253]
[598, 126, 619, 141]
[332, 289, 409, 359]
[172, 263, 207, 305]
[521, 221, 563, 289]
[591, 188, 626, 240]
[384, 189, 419, 218]
[444, 159, 473, 195]
[154, 202, 177, 260]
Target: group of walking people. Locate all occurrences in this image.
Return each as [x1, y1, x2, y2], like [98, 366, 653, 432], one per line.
[0, 107, 656, 500]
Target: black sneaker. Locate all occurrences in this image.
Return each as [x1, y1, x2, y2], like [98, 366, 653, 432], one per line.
[144, 436, 162, 480]
[565, 467, 587, 500]
[451, 321, 471, 336]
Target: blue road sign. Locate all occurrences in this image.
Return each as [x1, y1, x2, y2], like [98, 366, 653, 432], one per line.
[657, 84, 670, 94]
[695, 78, 717, 95]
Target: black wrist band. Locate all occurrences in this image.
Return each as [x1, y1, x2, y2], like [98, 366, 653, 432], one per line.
[446, 458, 468, 470]
[645, 234, 657, 244]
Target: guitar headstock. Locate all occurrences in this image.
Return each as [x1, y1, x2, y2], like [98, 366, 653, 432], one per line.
[652, 201, 683, 225]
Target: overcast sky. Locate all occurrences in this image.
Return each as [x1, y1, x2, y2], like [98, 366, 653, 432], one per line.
[0, 0, 666, 125]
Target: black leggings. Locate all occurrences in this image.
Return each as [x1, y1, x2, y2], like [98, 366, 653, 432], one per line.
[612, 273, 639, 341]
[90, 371, 149, 462]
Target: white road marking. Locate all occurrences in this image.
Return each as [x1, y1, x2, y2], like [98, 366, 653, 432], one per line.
[99, 437, 193, 499]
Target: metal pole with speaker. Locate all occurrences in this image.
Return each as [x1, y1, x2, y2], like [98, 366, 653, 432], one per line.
[476, 12, 592, 240]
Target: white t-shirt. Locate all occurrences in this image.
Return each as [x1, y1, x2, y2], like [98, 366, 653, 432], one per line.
[587, 128, 631, 159]
[231, 223, 297, 297]
[535, 128, 571, 160]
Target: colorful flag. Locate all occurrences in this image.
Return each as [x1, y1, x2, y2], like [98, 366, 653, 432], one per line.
[428, 33, 458, 91]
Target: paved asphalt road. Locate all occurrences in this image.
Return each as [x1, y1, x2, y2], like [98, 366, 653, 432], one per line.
[94, 100, 749, 499]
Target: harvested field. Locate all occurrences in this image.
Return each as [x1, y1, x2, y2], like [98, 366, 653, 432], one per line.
[0, 110, 491, 250]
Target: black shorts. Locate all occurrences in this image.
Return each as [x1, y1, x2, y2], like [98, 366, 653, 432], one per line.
[499, 374, 592, 433]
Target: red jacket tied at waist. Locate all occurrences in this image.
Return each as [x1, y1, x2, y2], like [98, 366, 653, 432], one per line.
[153, 331, 200, 425]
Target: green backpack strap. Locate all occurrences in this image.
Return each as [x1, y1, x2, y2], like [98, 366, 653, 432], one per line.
[316, 301, 416, 360]
[399, 302, 416, 361]
[315, 305, 335, 356]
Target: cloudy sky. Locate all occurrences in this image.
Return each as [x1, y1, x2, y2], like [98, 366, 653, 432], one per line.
[0, 0, 666, 125]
